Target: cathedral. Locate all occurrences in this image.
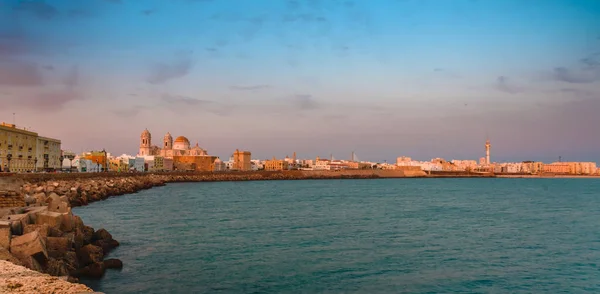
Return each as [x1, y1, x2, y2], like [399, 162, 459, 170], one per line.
[138, 129, 208, 157]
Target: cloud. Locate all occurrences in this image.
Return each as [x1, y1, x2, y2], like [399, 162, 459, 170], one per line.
[550, 52, 600, 83]
[495, 76, 523, 94]
[229, 85, 270, 91]
[161, 94, 231, 116]
[146, 53, 194, 84]
[113, 105, 149, 118]
[0, 60, 44, 86]
[13, 1, 59, 20]
[161, 94, 213, 106]
[141, 9, 156, 16]
[293, 94, 319, 110]
[16, 65, 83, 111]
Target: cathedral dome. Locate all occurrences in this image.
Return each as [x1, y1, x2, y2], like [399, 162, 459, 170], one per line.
[141, 129, 151, 137]
[173, 136, 190, 150]
[164, 132, 172, 139]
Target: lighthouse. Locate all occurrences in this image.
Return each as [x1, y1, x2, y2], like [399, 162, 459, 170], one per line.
[485, 139, 491, 165]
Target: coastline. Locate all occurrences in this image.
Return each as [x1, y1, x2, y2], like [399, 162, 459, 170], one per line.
[2, 170, 600, 292]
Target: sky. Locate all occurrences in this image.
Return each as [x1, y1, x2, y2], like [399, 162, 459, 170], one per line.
[1, 0, 599, 163]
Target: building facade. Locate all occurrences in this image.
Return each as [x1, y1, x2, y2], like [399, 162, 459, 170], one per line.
[139, 129, 209, 158]
[264, 157, 289, 171]
[233, 149, 252, 171]
[36, 136, 62, 171]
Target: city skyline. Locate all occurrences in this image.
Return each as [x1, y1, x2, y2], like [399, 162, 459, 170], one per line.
[1, 0, 599, 162]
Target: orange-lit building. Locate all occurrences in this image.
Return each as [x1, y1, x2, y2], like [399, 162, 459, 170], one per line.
[173, 155, 217, 172]
[233, 149, 251, 171]
[264, 157, 289, 171]
[82, 151, 108, 172]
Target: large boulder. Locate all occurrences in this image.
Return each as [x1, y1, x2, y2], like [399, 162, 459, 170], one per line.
[9, 231, 48, 267]
[73, 261, 106, 279]
[36, 211, 63, 230]
[23, 223, 49, 238]
[104, 258, 123, 269]
[77, 244, 103, 266]
[45, 237, 72, 254]
[0, 226, 11, 249]
[45, 257, 70, 276]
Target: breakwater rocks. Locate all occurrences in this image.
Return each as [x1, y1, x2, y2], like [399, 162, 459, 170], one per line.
[0, 260, 94, 293]
[0, 188, 122, 285]
[18, 170, 425, 208]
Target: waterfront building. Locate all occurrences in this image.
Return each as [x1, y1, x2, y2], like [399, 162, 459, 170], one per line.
[173, 155, 217, 172]
[0, 122, 61, 173]
[139, 129, 209, 158]
[133, 157, 145, 172]
[0, 123, 37, 172]
[36, 136, 62, 171]
[82, 151, 108, 172]
[213, 158, 227, 172]
[233, 149, 252, 171]
[264, 157, 289, 171]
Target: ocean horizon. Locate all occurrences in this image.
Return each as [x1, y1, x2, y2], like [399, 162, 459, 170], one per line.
[75, 178, 600, 293]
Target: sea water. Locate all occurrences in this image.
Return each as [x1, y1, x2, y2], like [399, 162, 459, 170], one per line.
[75, 178, 600, 293]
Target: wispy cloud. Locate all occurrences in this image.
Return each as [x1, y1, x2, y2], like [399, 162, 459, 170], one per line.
[495, 76, 523, 94]
[146, 52, 194, 84]
[0, 60, 43, 86]
[293, 94, 319, 110]
[141, 9, 156, 16]
[161, 94, 231, 116]
[229, 85, 270, 91]
[13, 1, 59, 20]
[19, 65, 83, 111]
[550, 52, 600, 84]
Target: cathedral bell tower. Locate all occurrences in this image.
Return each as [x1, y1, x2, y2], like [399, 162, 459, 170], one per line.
[140, 129, 151, 156]
[164, 132, 173, 150]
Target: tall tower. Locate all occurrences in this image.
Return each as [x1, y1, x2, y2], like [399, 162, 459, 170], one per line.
[139, 129, 151, 156]
[485, 139, 491, 165]
[164, 132, 173, 150]
[292, 152, 296, 162]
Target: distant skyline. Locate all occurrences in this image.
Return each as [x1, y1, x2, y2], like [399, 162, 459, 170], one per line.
[1, 0, 599, 163]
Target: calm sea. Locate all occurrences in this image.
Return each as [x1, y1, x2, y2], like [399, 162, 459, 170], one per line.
[75, 178, 600, 293]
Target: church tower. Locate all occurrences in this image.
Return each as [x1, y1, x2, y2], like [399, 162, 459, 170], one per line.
[164, 132, 173, 150]
[140, 129, 151, 156]
[485, 139, 491, 165]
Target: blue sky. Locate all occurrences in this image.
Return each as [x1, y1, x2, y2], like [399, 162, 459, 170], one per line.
[1, 0, 599, 162]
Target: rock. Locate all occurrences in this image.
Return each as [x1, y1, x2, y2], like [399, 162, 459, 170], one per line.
[45, 237, 72, 253]
[82, 226, 94, 245]
[45, 258, 70, 276]
[33, 192, 47, 204]
[49, 201, 70, 214]
[73, 261, 106, 279]
[4, 214, 29, 235]
[0, 227, 11, 249]
[63, 251, 79, 273]
[34, 186, 45, 193]
[24, 205, 49, 224]
[9, 231, 48, 266]
[0, 246, 22, 265]
[36, 211, 63, 230]
[0, 260, 93, 293]
[92, 229, 112, 243]
[23, 223, 50, 238]
[103, 258, 123, 269]
[77, 244, 103, 266]
[24, 194, 36, 206]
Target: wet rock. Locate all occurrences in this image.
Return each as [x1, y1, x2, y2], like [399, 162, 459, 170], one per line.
[103, 258, 123, 269]
[77, 244, 103, 266]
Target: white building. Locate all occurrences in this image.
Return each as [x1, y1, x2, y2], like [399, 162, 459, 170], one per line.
[133, 157, 145, 172]
[213, 158, 227, 171]
[35, 136, 62, 171]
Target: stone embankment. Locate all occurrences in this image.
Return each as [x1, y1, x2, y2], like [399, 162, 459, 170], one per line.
[0, 260, 94, 293]
[1, 177, 122, 292]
